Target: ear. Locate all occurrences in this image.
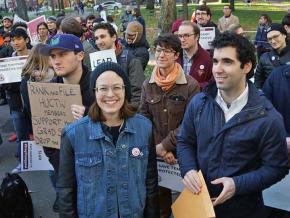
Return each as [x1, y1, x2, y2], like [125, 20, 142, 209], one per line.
[243, 61, 252, 75]
[26, 38, 29, 43]
[77, 51, 85, 61]
[173, 52, 180, 61]
[112, 34, 117, 43]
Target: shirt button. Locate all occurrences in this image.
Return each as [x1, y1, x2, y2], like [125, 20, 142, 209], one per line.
[151, 99, 154, 103]
[163, 109, 167, 112]
[121, 144, 126, 149]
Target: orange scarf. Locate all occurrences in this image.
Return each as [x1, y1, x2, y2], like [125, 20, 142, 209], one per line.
[154, 63, 181, 91]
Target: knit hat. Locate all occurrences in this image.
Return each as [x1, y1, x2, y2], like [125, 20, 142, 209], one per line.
[171, 19, 183, 33]
[2, 16, 13, 22]
[266, 23, 287, 35]
[47, 16, 57, 23]
[90, 62, 132, 101]
[126, 21, 143, 43]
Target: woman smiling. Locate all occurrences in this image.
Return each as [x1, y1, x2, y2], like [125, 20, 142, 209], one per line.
[57, 62, 159, 218]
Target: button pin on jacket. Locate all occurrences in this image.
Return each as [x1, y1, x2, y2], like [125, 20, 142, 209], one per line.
[132, 147, 141, 156]
[200, 65, 205, 70]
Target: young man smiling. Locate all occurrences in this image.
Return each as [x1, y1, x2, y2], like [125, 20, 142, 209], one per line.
[177, 33, 289, 218]
[139, 33, 200, 218]
[93, 23, 145, 106]
[254, 23, 290, 89]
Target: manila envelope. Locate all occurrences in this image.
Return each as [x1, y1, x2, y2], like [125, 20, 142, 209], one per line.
[171, 171, 216, 218]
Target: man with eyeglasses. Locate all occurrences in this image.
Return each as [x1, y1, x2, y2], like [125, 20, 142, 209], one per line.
[195, 5, 219, 35]
[177, 21, 213, 89]
[139, 33, 200, 218]
[40, 34, 94, 212]
[254, 23, 290, 89]
[217, 5, 239, 33]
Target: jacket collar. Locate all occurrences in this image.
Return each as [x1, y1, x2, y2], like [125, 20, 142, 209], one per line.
[89, 116, 136, 140]
[203, 80, 273, 111]
[148, 65, 187, 84]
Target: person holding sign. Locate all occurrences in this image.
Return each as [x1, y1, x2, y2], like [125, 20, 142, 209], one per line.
[177, 33, 289, 218]
[40, 33, 94, 212]
[93, 23, 145, 107]
[139, 33, 200, 218]
[57, 62, 159, 217]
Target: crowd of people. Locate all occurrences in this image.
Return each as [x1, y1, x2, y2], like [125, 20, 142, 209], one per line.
[0, 4, 290, 218]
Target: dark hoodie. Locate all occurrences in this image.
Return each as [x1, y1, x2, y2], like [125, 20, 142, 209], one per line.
[121, 35, 150, 70]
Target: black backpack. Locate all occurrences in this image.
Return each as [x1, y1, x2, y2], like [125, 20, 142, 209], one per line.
[0, 173, 34, 218]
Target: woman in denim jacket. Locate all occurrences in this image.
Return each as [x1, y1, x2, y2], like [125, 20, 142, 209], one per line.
[57, 62, 159, 218]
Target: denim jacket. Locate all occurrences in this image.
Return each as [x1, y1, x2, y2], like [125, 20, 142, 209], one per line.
[57, 114, 159, 218]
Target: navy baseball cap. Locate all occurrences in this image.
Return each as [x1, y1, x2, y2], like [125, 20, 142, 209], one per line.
[41, 34, 84, 55]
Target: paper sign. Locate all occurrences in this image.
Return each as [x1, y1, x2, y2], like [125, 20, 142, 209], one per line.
[157, 159, 184, 192]
[89, 49, 117, 71]
[172, 171, 216, 218]
[27, 16, 46, 45]
[28, 82, 82, 149]
[21, 141, 54, 171]
[0, 56, 28, 84]
[263, 172, 290, 212]
[199, 27, 216, 50]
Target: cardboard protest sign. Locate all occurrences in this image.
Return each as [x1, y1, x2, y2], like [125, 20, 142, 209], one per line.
[157, 159, 184, 192]
[27, 16, 46, 45]
[0, 56, 28, 84]
[172, 171, 216, 218]
[21, 141, 54, 172]
[28, 82, 82, 149]
[199, 27, 216, 50]
[263, 173, 290, 211]
[89, 49, 117, 71]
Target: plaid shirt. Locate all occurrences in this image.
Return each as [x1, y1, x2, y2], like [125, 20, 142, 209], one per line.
[182, 50, 192, 75]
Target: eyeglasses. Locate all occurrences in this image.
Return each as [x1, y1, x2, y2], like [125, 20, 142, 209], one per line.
[94, 84, 125, 94]
[155, 47, 176, 55]
[195, 12, 207, 16]
[267, 33, 281, 42]
[178, 33, 195, 39]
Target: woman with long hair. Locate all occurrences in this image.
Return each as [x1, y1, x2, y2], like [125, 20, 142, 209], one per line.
[57, 62, 159, 218]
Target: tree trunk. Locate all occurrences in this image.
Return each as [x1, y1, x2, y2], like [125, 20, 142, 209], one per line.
[182, 0, 188, 20]
[15, 0, 29, 21]
[230, 0, 235, 11]
[4, 0, 8, 12]
[60, 0, 64, 10]
[50, 0, 55, 15]
[159, 0, 176, 33]
[146, 0, 154, 10]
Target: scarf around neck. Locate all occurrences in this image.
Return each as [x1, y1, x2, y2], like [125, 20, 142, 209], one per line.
[154, 63, 181, 91]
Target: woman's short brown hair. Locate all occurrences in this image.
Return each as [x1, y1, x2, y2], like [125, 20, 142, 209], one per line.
[88, 99, 137, 122]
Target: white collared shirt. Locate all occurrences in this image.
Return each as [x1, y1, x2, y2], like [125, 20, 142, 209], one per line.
[215, 85, 249, 122]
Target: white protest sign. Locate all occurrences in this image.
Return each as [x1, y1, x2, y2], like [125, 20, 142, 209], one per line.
[21, 141, 54, 172]
[199, 27, 215, 50]
[0, 56, 28, 84]
[263, 172, 290, 212]
[157, 159, 184, 192]
[89, 49, 117, 71]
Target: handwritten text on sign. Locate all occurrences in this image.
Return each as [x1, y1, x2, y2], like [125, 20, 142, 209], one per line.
[28, 82, 82, 149]
[89, 49, 117, 71]
[0, 56, 28, 84]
